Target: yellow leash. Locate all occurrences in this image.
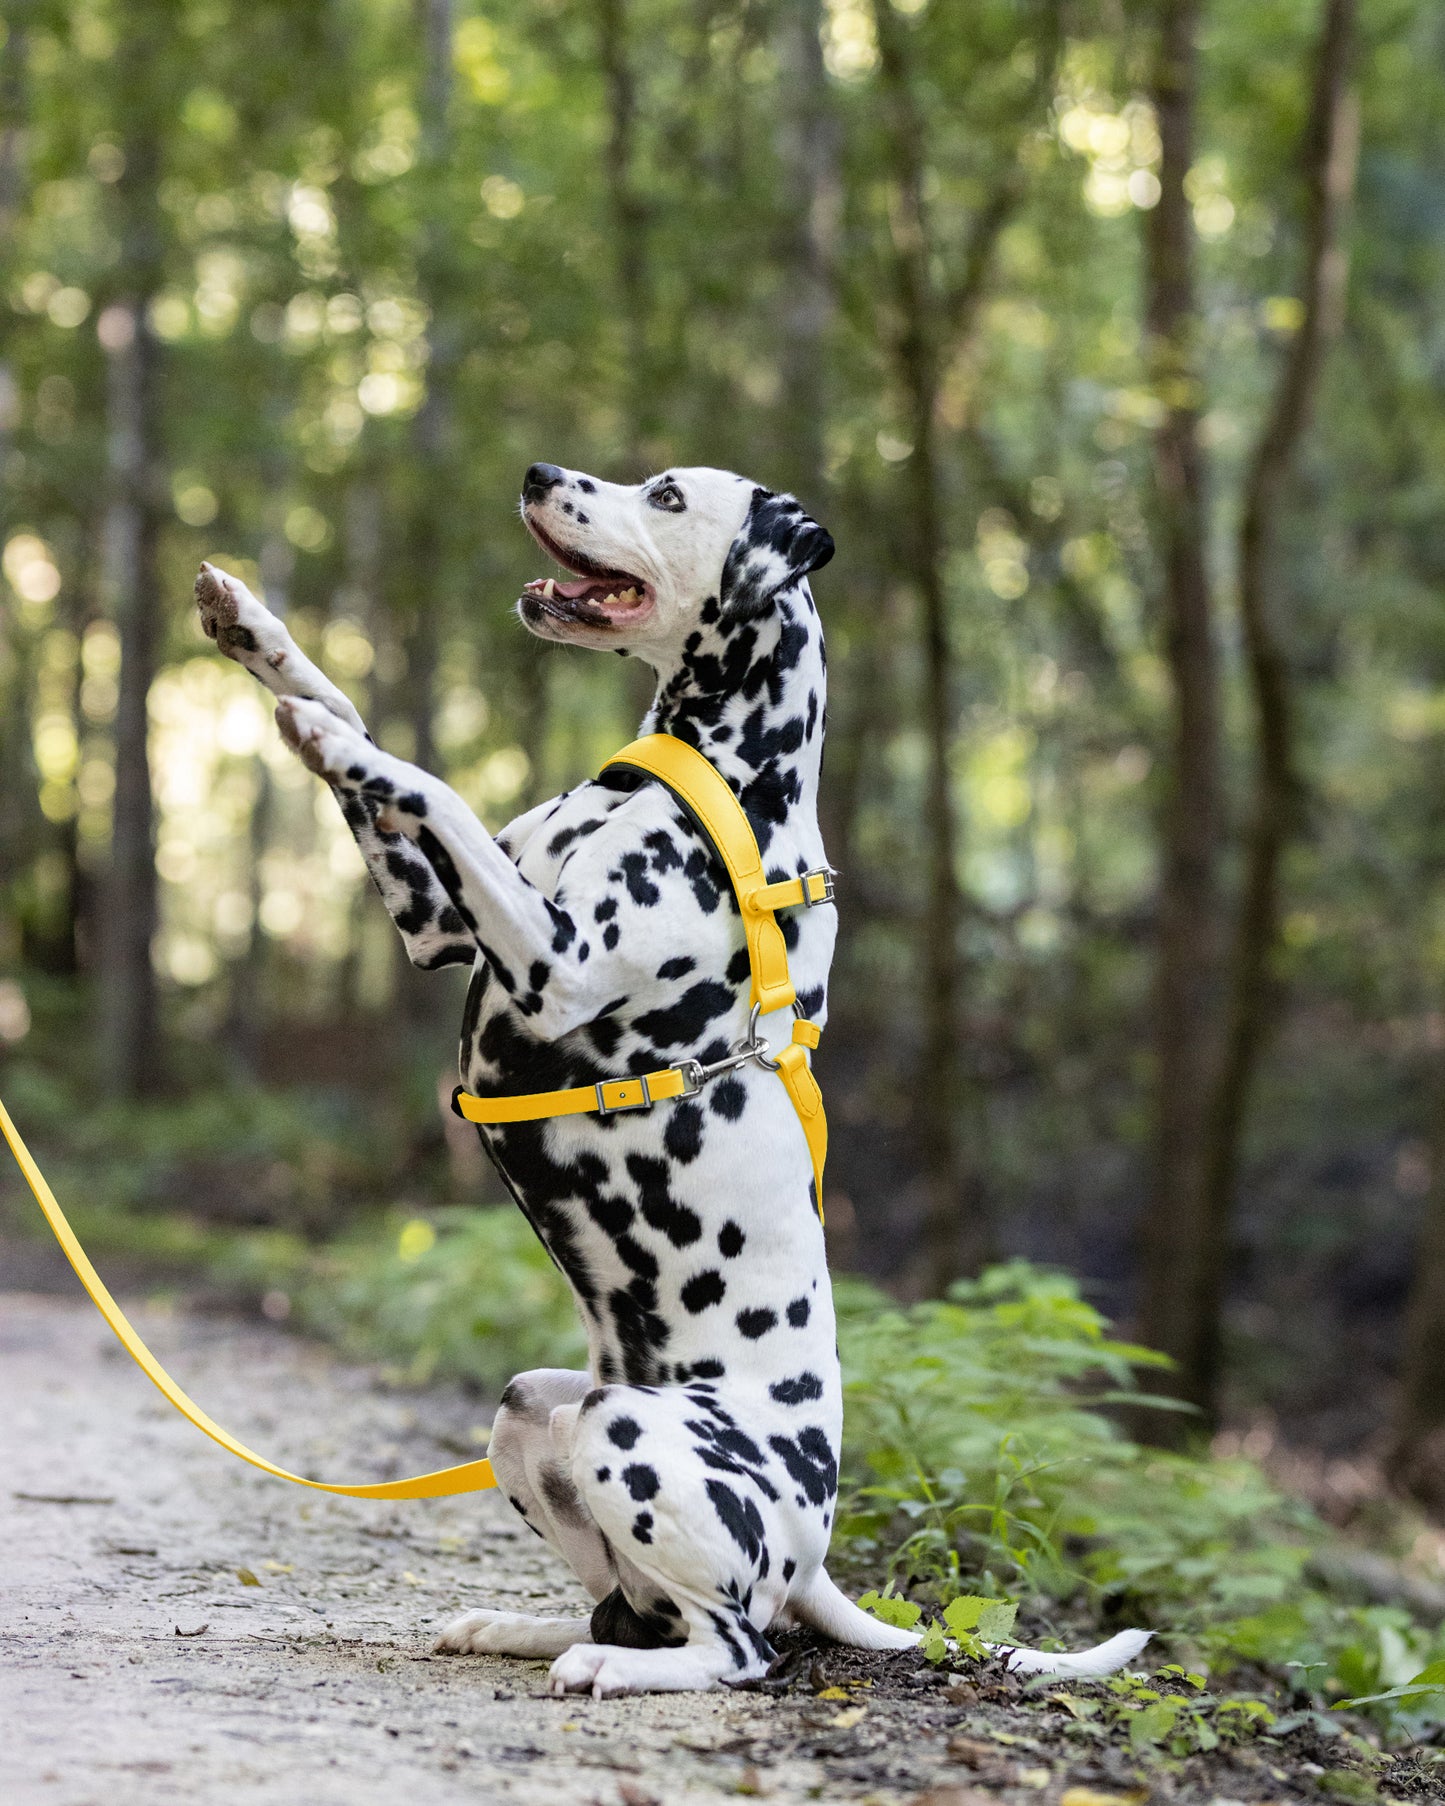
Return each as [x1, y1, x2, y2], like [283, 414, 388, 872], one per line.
[0, 1092, 497, 1497]
[1, 732, 831, 1501]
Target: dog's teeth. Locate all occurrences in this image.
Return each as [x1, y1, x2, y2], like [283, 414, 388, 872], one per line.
[601, 592, 618, 606]
[542, 579, 555, 598]
[617, 587, 638, 604]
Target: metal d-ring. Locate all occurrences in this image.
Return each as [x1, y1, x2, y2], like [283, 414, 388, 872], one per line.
[742, 1001, 782, 1071]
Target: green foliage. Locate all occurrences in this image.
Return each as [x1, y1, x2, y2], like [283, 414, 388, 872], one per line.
[294, 1205, 585, 1391]
[834, 1262, 1445, 1741]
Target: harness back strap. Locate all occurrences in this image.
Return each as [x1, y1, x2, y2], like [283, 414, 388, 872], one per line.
[0, 1095, 497, 1497]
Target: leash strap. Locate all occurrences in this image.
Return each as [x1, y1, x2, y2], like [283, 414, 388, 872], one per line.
[456, 734, 832, 1209]
[0, 1094, 497, 1498]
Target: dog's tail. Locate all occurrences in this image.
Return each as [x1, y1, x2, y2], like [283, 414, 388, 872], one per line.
[788, 1570, 1151, 1680]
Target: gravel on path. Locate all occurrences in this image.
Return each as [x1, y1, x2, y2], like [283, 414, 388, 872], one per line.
[0, 1290, 970, 1806]
[7, 1289, 1419, 1806]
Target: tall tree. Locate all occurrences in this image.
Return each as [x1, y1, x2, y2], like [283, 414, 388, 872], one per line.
[97, 2, 172, 1097]
[773, 0, 837, 503]
[596, 0, 652, 464]
[1134, 0, 1224, 1423]
[1198, 0, 1360, 1416]
[1137, 0, 1360, 1430]
[869, 0, 1059, 1292]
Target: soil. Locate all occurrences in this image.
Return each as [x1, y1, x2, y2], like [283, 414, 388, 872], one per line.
[2, 1288, 1438, 1806]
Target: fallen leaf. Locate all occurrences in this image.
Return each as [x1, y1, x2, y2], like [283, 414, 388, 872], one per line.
[1059, 1789, 1150, 1806]
[173, 1623, 208, 1638]
[617, 1783, 659, 1806]
[943, 1681, 978, 1705]
[829, 1705, 868, 1729]
[816, 1685, 850, 1700]
[945, 1736, 998, 1767]
[260, 1560, 293, 1574]
[235, 1568, 261, 1587]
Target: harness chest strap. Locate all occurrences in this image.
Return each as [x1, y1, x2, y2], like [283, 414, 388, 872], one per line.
[454, 734, 832, 1209]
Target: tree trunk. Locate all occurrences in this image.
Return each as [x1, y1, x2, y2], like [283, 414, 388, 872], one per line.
[596, 0, 652, 465]
[773, 0, 837, 502]
[1135, 0, 1223, 1429]
[871, 1, 976, 1289]
[871, 3, 1058, 1290]
[1390, 1071, 1445, 1512]
[1196, 0, 1359, 1418]
[97, 40, 165, 1096]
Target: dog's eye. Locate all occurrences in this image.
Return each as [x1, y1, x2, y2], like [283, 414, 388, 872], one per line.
[648, 480, 686, 513]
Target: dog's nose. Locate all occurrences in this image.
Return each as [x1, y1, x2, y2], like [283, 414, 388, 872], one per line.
[522, 463, 566, 504]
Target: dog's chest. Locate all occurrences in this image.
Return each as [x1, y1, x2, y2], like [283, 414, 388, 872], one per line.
[459, 775, 837, 1388]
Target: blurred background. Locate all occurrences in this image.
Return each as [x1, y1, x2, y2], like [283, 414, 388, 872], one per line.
[4, 0, 1445, 1518]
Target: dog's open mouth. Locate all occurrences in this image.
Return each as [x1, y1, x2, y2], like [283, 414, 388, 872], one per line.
[521, 515, 655, 629]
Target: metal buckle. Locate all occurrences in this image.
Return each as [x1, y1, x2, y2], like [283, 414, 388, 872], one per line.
[801, 867, 836, 908]
[595, 1074, 653, 1115]
[677, 1061, 704, 1097]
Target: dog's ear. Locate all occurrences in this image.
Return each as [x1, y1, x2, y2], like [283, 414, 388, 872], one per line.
[719, 488, 835, 621]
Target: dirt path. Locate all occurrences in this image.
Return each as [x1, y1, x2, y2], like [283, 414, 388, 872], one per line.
[4, 1290, 1426, 1806]
[0, 1290, 968, 1806]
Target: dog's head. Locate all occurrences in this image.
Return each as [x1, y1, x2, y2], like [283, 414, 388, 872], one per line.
[516, 464, 833, 657]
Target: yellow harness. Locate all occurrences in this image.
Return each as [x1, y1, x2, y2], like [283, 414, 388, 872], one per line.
[0, 732, 832, 1502]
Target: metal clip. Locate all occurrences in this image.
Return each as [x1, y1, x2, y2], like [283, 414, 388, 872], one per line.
[801, 866, 837, 908]
[596, 1074, 653, 1115]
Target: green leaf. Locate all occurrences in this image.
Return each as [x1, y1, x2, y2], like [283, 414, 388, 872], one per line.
[941, 1595, 990, 1635]
[976, 1600, 1018, 1641]
[858, 1590, 922, 1631]
[1128, 1698, 1181, 1749]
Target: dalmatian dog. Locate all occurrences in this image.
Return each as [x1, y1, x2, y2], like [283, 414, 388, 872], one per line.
[195, 463, 1149, 1697]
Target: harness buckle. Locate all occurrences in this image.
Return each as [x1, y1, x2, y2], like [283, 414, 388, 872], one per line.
[595, 1074, 654, 1115]
[801, 866, 836, 908]
[677, 1061, 705, 1097]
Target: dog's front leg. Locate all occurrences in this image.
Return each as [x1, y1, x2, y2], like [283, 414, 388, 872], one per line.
[276, 699, 606, 1037]
[198, 565, 476, 971]
[195, 563, 369, 736]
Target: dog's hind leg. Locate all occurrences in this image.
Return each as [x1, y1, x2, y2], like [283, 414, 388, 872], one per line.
[434, 1370, 614, 1661]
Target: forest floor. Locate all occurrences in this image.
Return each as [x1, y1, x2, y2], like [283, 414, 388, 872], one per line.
[0, 1286, 1435, 1806]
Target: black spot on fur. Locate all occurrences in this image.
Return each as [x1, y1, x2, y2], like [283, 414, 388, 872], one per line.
[657, 955, 695, 979]
[704, 1479, 766, 1565]
[633, 980, 734, 1050]
[770, 1371, 824, 1406]
[623, 1462, 659, 1501]
[787, 1295, 811, 1328]
[736, 1307, 777, 1340]
[607, 1416, 642, 1450]
[718, 1221, 745, 1258]
[768, 1426, 838, 1506]
[663, 1099, 704, 1163]
[681, 1269, 726, 1313]
[710, 1076, 747, 1121]
[632, 1511, 654, 1543]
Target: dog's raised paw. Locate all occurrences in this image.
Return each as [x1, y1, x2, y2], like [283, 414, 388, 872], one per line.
[195, 562, 277, 664]
[275, 696, 360, 780]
